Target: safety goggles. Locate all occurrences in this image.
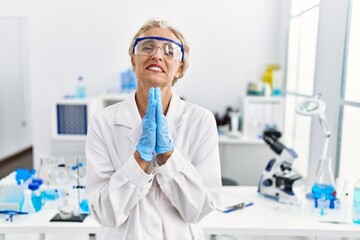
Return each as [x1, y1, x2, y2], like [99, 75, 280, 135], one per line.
[132, 36, 184, 62]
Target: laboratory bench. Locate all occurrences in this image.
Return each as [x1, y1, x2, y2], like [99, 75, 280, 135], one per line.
[1, 186, 360, 240]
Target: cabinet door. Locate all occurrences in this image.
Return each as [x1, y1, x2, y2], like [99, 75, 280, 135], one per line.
[0, 17, 32, 160]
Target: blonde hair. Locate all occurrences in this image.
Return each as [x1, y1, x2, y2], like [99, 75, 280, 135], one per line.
[128, 18, 189, 85]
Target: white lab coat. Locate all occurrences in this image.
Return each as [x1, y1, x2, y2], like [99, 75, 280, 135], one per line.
[86, 91, 222, 240]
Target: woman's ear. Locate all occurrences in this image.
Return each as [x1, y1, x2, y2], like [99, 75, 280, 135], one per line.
[131, 56, 136, 71]
[174, 62, 183, 78]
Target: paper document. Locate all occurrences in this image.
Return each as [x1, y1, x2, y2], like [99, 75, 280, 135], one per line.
[217, 190, 253, 213]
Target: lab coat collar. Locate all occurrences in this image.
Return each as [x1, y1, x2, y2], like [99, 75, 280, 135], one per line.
[165, 92, 187, 136]
[114, 91, 186, 144]
[114, 91, 141, 128]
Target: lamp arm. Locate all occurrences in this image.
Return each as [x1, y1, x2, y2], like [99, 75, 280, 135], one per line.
[318, 114, 331, 137]
[318, 113, 331, 160]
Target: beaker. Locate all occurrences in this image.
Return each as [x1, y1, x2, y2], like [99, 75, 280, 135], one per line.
[311, 157, 336, 208]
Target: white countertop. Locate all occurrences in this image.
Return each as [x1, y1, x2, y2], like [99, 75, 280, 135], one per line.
[1, 186, 360, 238]
[201, 186, 360, 238]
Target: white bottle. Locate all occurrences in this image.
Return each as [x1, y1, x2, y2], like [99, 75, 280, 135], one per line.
[22, 189, 35, 213]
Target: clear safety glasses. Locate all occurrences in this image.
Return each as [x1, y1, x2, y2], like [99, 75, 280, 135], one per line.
[132, 36, 184, 62]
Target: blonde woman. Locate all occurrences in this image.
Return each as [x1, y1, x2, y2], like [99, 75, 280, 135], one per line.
[86, 18, 221, 240]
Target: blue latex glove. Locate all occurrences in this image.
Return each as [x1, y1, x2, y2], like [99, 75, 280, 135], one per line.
[136, 87, 157, 161]
[155, 88, 174, 154]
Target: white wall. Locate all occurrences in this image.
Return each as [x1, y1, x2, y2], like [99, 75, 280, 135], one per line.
[0, 17, 32, 160]
[0, 0, 287, 168]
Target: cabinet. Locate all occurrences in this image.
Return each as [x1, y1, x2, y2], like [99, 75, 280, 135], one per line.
[219, 136, 274, 186]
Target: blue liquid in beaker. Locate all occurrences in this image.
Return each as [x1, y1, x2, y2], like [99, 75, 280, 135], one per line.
[312, 183, 336, 208]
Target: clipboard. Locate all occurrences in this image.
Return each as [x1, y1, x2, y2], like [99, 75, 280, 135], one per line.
[217, 190, 253, 213]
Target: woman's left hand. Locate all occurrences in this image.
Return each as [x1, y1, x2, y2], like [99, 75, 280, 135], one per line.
[155, 88, 174, 156]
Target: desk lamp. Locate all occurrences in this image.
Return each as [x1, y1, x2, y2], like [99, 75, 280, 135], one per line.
[296, 94, 336, 208]
[296, 94, 330, 161]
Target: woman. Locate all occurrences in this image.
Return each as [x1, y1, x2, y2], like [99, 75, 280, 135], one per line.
[86, 18, 221, 240]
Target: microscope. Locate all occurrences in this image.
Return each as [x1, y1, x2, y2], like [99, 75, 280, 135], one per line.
[258, 129, 302, 203]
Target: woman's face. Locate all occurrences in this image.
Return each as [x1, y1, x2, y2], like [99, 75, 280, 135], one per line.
[131, 27, 183, 90]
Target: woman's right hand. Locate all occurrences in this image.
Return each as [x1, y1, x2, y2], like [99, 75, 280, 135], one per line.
[135, 87, 157, 162]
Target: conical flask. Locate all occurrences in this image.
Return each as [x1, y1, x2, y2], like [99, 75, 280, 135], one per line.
[311, 157, 336, 208]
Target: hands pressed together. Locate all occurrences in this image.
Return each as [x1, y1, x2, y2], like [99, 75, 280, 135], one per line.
[136, 87, 174, 162]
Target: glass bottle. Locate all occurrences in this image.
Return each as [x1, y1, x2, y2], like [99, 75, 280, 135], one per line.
[311, 157, 336, 208]
[353, 177, 360, 224]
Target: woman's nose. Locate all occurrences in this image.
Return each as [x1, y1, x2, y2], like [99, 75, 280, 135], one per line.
[151, 46, 164, 60]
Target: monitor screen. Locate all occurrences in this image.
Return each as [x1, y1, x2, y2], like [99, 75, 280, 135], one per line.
[56, 104, 87, 135]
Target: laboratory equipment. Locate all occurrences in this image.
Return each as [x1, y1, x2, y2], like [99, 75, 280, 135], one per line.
[0, 210, 28, 222]
[21, 189, 35, 213]
[247, 81, 264, 96]
[296, 94, 330, 161]
[296, 94, 337, 207]
[0, 170, 34, 211]
[312, 157, 336, 208]
[120, 68, 137, 93]
[258, 129, 302, 203]
[58, 194, 74, 220]
[28, 182, 42, 212]
[51, 98, 96, 159]
[242, 96, 284, 140]
[76, 76, 86, 99]
[227, 110, 241, 138]
[52, 98, 96, 140]
[353, 177, 360, 224]
[72, 158, 87, 215]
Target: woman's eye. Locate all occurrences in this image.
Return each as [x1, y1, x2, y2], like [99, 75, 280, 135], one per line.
[143, 46, 153, 50]
[164, 45, 174, 55]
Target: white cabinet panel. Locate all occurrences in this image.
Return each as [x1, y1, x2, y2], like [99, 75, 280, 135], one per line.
[219, 139, 275, 186]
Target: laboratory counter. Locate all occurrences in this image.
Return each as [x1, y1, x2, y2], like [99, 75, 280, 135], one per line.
[1, 186, 360, 240]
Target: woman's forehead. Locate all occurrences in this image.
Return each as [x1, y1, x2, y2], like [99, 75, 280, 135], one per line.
[140, 27, 180, 42]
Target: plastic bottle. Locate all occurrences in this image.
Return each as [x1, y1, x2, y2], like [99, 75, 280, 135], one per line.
[28, 182, 42, 212]
[272, 70, 283, 96]
[311, 157, 336, 209]
[120, 68, 136, 93]
[76, 76, 86, 98]
[353, 178, 360, 224]
[22, 189, 35, 213]
[32, 178, 45, 206]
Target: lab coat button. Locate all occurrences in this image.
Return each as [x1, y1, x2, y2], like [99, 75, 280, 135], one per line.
[157, 173, 161, 178]
[148, 178, 152, 183]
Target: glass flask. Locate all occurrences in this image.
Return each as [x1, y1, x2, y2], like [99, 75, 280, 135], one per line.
[311, 157, 336, 208]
